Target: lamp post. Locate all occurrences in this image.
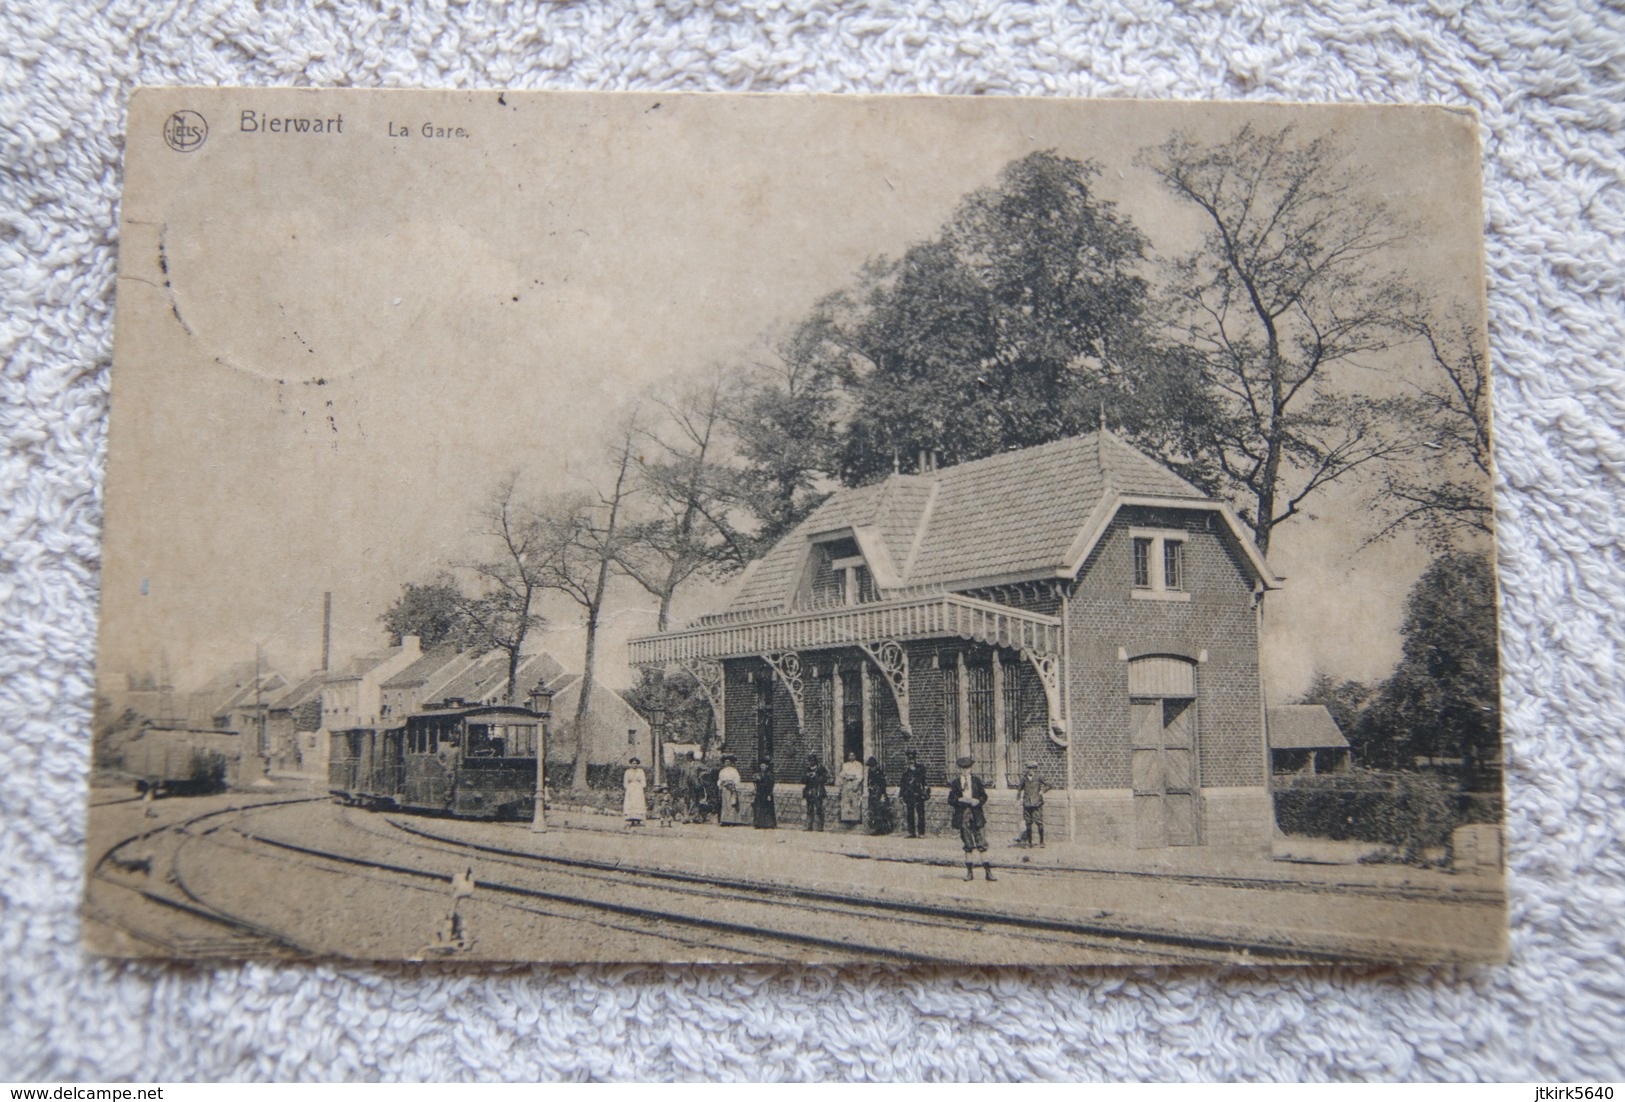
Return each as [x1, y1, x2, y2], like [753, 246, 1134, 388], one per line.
[650, 704, 667, 789]
[527, 680, 556, 833]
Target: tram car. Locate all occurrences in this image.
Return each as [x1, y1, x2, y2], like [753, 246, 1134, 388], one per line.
[329, 703, 546, 820]
[122, 726, 245, 795]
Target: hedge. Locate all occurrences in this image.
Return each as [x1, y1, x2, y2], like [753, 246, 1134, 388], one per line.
[1273, 771, 1458, 857]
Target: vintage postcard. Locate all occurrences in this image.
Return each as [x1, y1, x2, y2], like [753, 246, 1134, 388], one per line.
[87, 89, 1505, 964]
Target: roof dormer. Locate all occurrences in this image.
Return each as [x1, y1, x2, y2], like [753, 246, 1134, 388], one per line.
[796, 533, 877, 609]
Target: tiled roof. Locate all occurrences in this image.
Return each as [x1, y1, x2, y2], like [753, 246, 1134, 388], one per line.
[325, 650, 396, 681]
[216, 672, 289, 712]
[548, 675, 645, 726]
[1267, 705, 1350, 750]
[727, 431, 1209, 612]
[270, 671, 326, 711]
[381, 643, 468, 690]
[433, 651, 565, 707]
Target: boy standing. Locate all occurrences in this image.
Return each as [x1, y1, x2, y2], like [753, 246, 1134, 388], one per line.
[947, 754, 995, 882]
[1017, 763, 1048, 847]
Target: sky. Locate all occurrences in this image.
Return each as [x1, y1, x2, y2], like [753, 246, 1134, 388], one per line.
[100, 91, 1490, 701]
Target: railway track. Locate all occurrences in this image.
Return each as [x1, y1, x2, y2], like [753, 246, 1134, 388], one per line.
[364, 814, 1416, 965]
[89, 798, 1485, 964]
[204, 823, 928, 964]
[85, 796, 326, 959]
[196, 802, 1240, 963]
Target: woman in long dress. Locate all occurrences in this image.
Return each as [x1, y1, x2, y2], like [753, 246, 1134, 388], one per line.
[622, 758, 648, 827]
[717, 754, 745, 825]
[837, 751, 865, 825]
[752, 758, 777, 829]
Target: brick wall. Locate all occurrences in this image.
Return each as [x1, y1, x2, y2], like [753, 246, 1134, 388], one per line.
[1067, 506, 1267, 793]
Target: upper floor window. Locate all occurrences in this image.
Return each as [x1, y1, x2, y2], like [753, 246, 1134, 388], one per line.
[804, 536, 876, 607]
[1131, 529, 1190, 601]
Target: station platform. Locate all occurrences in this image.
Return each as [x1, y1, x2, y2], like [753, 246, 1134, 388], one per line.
[396, 803, 1507, 964]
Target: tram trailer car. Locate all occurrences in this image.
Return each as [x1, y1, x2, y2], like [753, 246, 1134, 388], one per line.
[123, 727, 244, 795]
[330, 704, 545, 820]
[328, 726, 401, 810]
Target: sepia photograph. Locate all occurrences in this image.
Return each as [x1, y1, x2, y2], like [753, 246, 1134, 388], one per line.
[87, 88, 1505, 966]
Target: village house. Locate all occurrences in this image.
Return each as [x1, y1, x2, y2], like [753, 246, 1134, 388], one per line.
[313, 636, 422, 773]
[176, 662, 288, 736]
[630, 430, 1281, 851]
[541, 672, 654, 774]
[377, 644, 487, 724]
[265, 670, 327, 773]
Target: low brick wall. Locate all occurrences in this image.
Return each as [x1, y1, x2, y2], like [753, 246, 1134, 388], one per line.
[1200, 786, 1275, 852]
[716, 784, 1272, 852]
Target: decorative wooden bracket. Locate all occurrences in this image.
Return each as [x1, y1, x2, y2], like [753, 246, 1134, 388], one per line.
[1022, 648, 1067, 746]
[854, 639, 911, 735]
[677, 657, 726, 743]
[761, 651, 806, 731]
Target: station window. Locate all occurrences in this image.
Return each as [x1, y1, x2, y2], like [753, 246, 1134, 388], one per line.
[1130, 529, 1189, 601]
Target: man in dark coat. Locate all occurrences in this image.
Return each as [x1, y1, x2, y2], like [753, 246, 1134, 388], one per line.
[898, 750, 929, 838]
[947, 753, 995, 881]
[752, 758, 778, 829]
[865, 756, 893, 835]
[800, 753, 831, 831]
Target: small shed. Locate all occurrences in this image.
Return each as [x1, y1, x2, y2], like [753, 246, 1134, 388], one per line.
[1268, 705, 1351, 775]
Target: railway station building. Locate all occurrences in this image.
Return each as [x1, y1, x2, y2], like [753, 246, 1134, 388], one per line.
[629, 430, 1282, 852]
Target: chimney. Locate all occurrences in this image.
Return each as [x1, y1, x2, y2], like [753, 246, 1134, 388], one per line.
[321, 591, 332, 672]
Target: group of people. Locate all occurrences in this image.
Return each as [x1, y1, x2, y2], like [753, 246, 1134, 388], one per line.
[620, 747, 1052, 880]
[800, 749, 931, 836]
[621, 751, 779, 828]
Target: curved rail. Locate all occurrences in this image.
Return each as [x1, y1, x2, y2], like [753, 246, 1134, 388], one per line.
[87, 796, 327, 957]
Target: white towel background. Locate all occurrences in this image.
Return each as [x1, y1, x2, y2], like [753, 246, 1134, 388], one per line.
[2, 0, 1622, 1082]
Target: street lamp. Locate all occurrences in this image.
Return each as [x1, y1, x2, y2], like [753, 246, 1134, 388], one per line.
[650, 704, 666, 789]
[527, 679, 556, 833]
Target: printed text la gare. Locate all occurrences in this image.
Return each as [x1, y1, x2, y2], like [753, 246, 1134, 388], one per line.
[390, 121, 470, 140]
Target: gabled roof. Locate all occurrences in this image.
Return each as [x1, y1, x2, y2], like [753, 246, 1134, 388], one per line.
[216, 671, 289, 713]
[270, 671, 327, 712]
[381, 643, 470, 690]
[432, 651, 565, 707]
[1268, 705, 1350, 750]
[547, 674, 646, 727]
[726, 430, 1270, 613]
[325, 650, 396, 682]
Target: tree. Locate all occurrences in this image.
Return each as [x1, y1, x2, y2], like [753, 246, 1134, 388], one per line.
[722, 151, 1209, 542]
[379, 574, 476, 649]
[1357, 552, 1500, 784]
[619, 371, 750, 630]
[460, 474, 549, 705]
[1369, 310, 1494, 552]
[726, 314, 844, 552]
[536, 425, 639, 791]
[827, 151, 1167, 485]
[1296, 670, 1374, 739]
[621, 666, 715, 752]
[1140, 125, 1420, 555]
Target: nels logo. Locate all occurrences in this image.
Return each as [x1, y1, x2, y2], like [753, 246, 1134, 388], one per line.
[162, 110, 208, 153]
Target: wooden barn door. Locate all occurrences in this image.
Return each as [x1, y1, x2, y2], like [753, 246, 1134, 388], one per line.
[1129, 657, 1201, 848]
